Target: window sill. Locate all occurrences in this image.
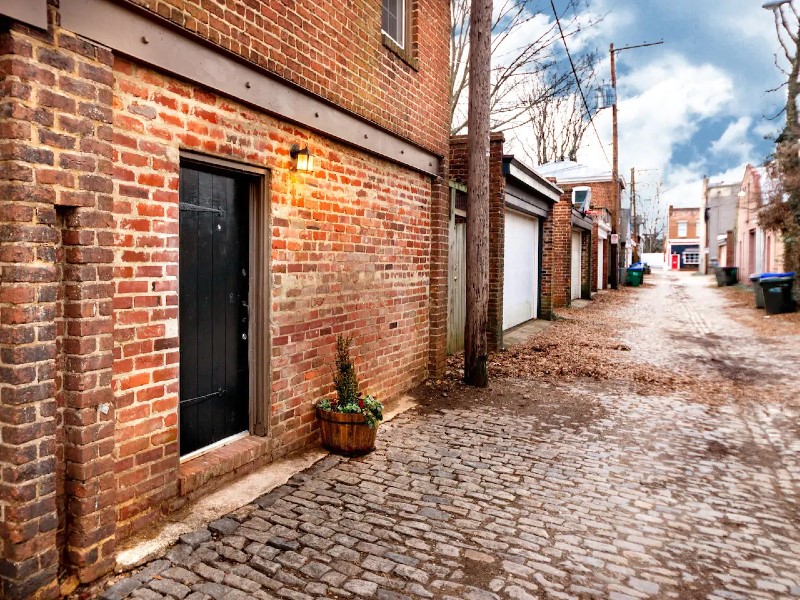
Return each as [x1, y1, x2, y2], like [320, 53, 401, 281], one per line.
[382, 34, 419, 71]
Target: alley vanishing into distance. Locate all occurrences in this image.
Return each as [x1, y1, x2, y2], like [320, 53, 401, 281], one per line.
[89, 272, 800, 600]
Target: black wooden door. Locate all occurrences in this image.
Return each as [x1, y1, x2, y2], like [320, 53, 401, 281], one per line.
[179, 165, 250, 456]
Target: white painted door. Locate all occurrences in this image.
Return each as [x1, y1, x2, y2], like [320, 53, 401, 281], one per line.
[597, 239, 604, 290]
[571, 230, 582, 300]
[503, 211, 538, 330]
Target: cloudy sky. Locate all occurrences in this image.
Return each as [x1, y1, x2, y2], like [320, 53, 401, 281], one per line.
[566, 0, 787, 211]
[489, 0, 788, 215]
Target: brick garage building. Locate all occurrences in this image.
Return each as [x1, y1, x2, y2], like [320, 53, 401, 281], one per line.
[0, 1, 450, 597]
[448, 136, 561, 351]
[538, 161, 624, 294]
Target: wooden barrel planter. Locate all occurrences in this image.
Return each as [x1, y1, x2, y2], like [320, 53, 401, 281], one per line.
[316, 407, 378, 455]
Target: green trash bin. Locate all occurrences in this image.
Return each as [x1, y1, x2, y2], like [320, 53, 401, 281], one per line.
[626, 267, 644, 287]
[760, 274, 796, 315]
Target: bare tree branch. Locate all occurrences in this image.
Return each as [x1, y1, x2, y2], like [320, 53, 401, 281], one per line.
[450, 0, 601, 141]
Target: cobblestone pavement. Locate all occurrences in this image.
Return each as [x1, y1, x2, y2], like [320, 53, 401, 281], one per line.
[100, 273, 800, 600]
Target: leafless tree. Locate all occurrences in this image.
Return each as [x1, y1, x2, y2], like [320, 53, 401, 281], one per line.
[761, 0, 800, 273]
[509, 73, 595, 164]
[637, 181, 666, 254]
[764, 0, 800, 139]
[450, 0, 598, 137]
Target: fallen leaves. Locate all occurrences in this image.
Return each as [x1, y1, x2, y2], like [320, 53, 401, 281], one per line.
[445, 288, 686, 396]
[718, 284, 800, 337]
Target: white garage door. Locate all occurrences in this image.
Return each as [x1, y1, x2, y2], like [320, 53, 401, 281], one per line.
[597, 239, 604, 290]
[503, 211, 538, 330]
[571, 230, 582, 300]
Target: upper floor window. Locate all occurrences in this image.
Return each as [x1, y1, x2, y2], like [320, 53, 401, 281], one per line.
[382, 0, 405, 48]
[678, 221, 687, 237]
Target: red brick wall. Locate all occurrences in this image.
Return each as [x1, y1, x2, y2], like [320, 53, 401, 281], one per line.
[590, 222, 599, 292]
[558, 180, 617, 224]
[1, 1, 449, 595]
[125, 0, 450, 156]
[1, 18, 117, 597]
[726, 230, 735, 266]
[111, 57, 434, 536]
[539, 209, 555, 319]
[581, 228, 591, 299]
[668, 207, 700, 239]
[546, 198, 572, 310]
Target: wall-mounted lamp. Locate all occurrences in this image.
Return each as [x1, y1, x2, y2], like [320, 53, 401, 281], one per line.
[290, 144, 313, 172]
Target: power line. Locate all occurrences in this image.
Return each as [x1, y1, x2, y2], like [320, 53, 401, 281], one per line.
[549, 0, 612, 169]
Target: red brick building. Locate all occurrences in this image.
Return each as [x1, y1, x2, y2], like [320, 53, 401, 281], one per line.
[449, 136, 569, 353]
[538, 161, 624, 294]
[0, 1, 450, 597]
[666, 206, 701, 270]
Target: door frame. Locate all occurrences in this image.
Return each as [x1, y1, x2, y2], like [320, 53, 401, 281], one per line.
[447, 181, 467, 354]
[503, 208, 539, 330]
[179, 150, 271, 439]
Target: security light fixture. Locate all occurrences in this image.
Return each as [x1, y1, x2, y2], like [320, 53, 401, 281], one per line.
[290, 144, 313, 172]
[762, 0, 790, 8]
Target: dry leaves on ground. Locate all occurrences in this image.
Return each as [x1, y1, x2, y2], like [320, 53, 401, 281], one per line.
[445, 288, 685, 394]
[718, 284, 800, 337]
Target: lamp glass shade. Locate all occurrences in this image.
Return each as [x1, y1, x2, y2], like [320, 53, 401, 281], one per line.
[296, 152, 312, 172]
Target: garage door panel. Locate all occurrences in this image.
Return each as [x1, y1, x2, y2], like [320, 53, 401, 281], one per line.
[571, 230, 582, 300]
[503, 211, 538, 330]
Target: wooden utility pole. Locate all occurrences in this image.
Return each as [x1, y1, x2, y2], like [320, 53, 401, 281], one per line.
[610, 43, 619, 289]
[631, 167, 638, 263]
[609, 40, 662, 284]
[464, 0, 491, 387]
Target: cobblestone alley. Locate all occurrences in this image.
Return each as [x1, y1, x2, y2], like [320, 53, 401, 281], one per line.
[93, 272, 800, 600]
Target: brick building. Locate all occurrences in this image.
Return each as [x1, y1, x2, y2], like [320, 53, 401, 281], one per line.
[700, 178, 739, 273]
[735, 165, 784, 279]
[0, 1, 450, 597]
[666, 206, 701, 270]
[537, 161, 623, 296]
[448, 133, 592, 351]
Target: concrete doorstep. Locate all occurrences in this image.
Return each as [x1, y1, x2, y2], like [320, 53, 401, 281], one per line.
[114, 394, 417, 572]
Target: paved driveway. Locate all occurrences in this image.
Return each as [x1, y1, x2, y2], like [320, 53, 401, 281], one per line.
[100, 272, 800, 600]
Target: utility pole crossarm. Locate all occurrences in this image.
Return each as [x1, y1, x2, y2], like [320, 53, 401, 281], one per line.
[612, 40, 665, 54]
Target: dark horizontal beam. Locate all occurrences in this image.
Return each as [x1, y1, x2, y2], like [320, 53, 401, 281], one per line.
[59, 0, 441, 177]
[0, 0, 48, 30]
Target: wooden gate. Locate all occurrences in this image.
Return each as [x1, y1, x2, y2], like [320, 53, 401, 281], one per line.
[447, 183, 467, 355]
[179, 165, 250, 457]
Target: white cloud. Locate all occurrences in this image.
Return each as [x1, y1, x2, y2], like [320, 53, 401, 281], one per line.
[569, 53, 746, 216]
[711, 116, 754, 164]
[577, 53, 736, 172]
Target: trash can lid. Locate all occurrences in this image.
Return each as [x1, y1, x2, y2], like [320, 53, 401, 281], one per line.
[760, 275, 793, 283]
[748, 274, 761, 281]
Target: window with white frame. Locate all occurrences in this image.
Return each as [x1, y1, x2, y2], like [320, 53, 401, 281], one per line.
[683, 250, 700, 265]
[677, 221, 687, 237]
[382, 0, 405, 48]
